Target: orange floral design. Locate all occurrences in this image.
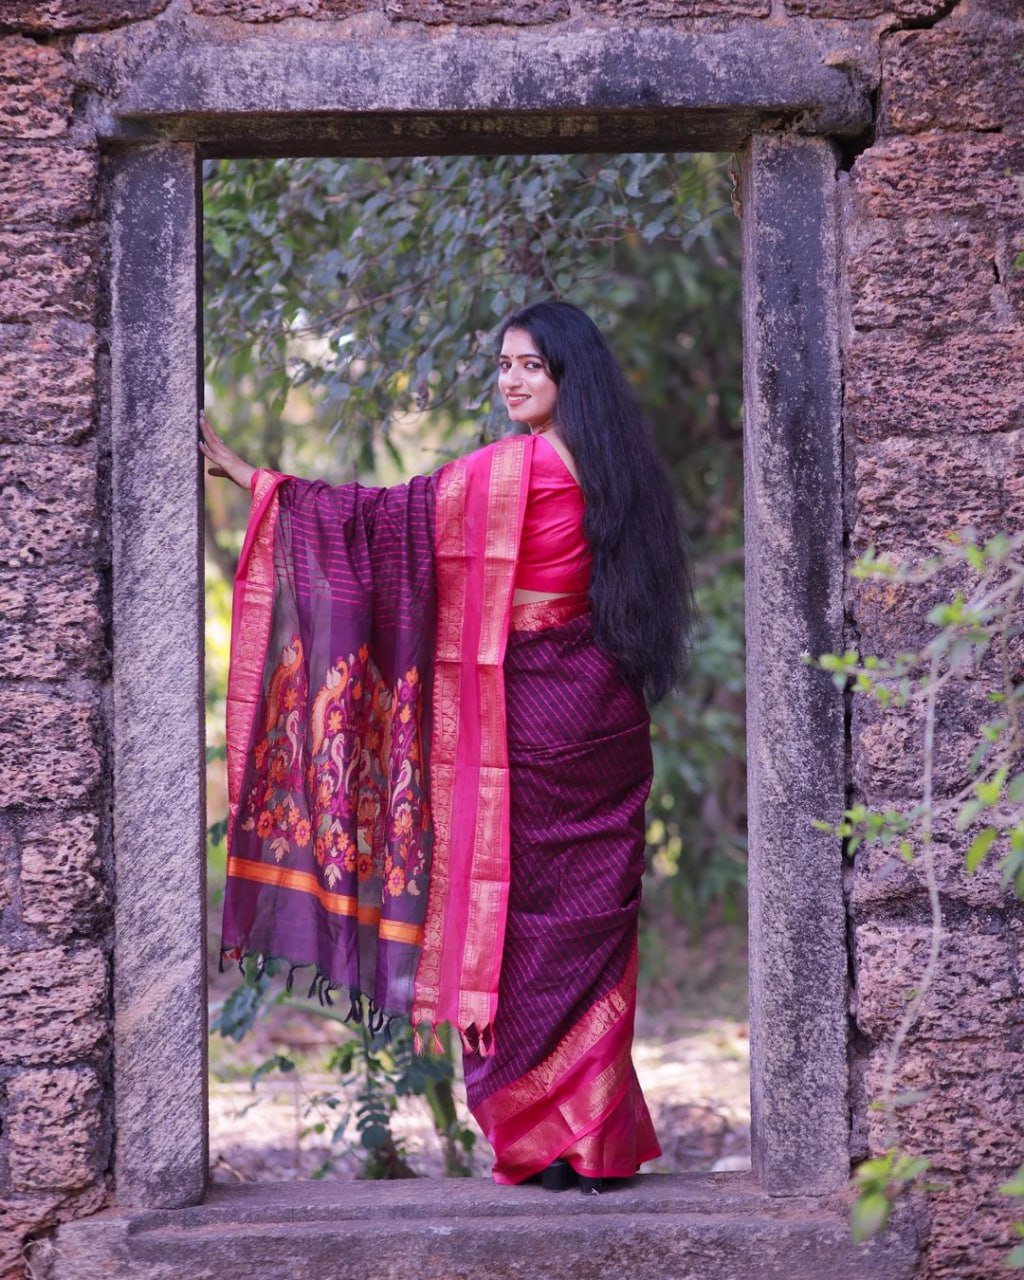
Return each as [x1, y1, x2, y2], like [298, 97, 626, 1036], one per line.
[238, 634, 431, 910]
[393, 804, 413, 838]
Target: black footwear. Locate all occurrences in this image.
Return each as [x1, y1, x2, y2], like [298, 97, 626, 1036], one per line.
[540, 1159, 573, 1191]
[578, 1175, 603, 1195]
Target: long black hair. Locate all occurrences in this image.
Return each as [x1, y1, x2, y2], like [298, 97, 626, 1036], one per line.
[499, 300, 697, 704]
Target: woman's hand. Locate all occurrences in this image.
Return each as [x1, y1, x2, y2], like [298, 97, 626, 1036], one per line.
[198, 412, 257, 489]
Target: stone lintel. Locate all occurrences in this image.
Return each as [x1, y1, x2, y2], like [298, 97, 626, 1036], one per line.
[104, 26, 871, 152]
[110, 142, 207, 1210]
[741, 133, 849, 1194]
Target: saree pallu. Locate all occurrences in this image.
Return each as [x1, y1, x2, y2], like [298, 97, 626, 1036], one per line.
[464, 597, 662, 1183]
[221, 469, 440, 1018]
[222, 437, 533, 1034]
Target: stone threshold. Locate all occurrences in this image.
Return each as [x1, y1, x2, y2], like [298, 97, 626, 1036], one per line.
[42, 1174, 918, 1279]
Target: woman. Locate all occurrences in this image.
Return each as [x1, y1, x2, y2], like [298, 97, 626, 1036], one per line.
[202, 300, 695, 1193]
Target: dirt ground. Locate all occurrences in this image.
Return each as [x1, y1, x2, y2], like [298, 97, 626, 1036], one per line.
[209, 920, 751, 1185]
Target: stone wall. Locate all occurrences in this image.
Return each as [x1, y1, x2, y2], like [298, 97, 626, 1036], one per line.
[0, 1, 1021, 1278]
[843, 11, 1024, 1277]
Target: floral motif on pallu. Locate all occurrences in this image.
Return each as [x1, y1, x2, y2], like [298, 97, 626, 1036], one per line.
[237, 637, 431, 913]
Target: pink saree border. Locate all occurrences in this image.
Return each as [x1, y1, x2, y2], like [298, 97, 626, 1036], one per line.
[412, 436, 532, 1051]
[225, 468, 286, 851]
[474, 947, 658, 1182]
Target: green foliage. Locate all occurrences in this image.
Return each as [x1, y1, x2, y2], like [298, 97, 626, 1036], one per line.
[810, 531, 1024, 895]
[1001, 1167, 1024, 1268]
[810, 530, 1024, 1256]
[204, 152, 740, 477]
[210, 962, 475, 1179]
[851, 1150, 933, 1244]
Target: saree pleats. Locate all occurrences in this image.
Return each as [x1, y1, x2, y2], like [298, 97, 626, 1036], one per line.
[464, 606, 661, 1182]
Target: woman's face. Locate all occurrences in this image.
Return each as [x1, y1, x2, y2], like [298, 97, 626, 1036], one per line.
[498, 328, 558, 433]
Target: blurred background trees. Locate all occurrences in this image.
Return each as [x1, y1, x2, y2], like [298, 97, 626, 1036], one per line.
[203, 152, 747, 1175]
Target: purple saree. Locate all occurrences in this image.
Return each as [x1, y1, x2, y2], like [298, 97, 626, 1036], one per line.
[464, 597, 661, 1181]
[221, 435, 660, 1181]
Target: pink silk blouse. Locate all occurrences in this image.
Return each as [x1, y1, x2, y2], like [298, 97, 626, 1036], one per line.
[514, 434, 592, 595]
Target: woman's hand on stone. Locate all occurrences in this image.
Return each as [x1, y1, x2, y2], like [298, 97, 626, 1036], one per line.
[198, 411, 256, 489]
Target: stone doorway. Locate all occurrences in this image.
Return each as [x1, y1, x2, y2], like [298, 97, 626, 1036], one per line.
[44, 17, 916, 1278]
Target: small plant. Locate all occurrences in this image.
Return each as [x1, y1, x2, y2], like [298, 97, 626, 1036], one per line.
[210, 958, 476, 1179]
[1001, 1167, 1024, 1268]
[809, 530, 1024, 1257]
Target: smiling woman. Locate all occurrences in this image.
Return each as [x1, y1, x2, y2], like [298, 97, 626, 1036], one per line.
[203, 299, 697, 1193]
[499, 331, 559, 436]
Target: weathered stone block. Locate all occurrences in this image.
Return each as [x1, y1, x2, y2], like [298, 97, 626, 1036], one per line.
[847, 221, 1012, 336]
[860, 1037, 1024, 1175]
[881, 28, 1024, 135]
[0, 1185, 108, 1280]
[0, 444, 99, 567]
[0, 566, 107, 680]
[854, 920, 1018, 1040]
[846, 334, 1024, 442]
[0, 944, 107, 1065]
[0, 321, 96, 446]
[0, 145, 97, 226]
[849, 825, 1019, 911]
[0, 1, 169, 32]
[0, 37, 74, 139]
[847, 566, 968, 660]
[587, 0, 768, 13]
[0, 230, 97, 323]
[786, 0, 947, 14]
[385, 0, 568, 19]
[42, 1178, 923, 1280]
[850, 133, 1024, 224]
[850, 430, 1023, 566]
[0, 691, 101, 809]
[923, 1184, 1024, 1280]
[20, 812, 106, 933]
[191, 0, 371, 16]
[7, 1068, 107, 1191]
[850, 682, 984, 807]
[191, 0, 315, 15]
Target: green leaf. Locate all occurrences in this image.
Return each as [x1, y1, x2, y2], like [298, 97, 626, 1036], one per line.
[1000, 1167, 1024, 1197]
[851, 1191, 891, 1244]
[889, 1090, 929, 1109]
[956, 799, 984, 832]
[251, 1053, 295, 1086]
[975, 779, 1003, 806]
[966, 826, 998, 874]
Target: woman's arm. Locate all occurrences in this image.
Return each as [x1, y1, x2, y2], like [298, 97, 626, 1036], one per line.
[198, 411, 257, 490]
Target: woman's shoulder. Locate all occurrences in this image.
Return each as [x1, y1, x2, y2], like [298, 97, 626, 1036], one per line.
[445, 433, 530, 474]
